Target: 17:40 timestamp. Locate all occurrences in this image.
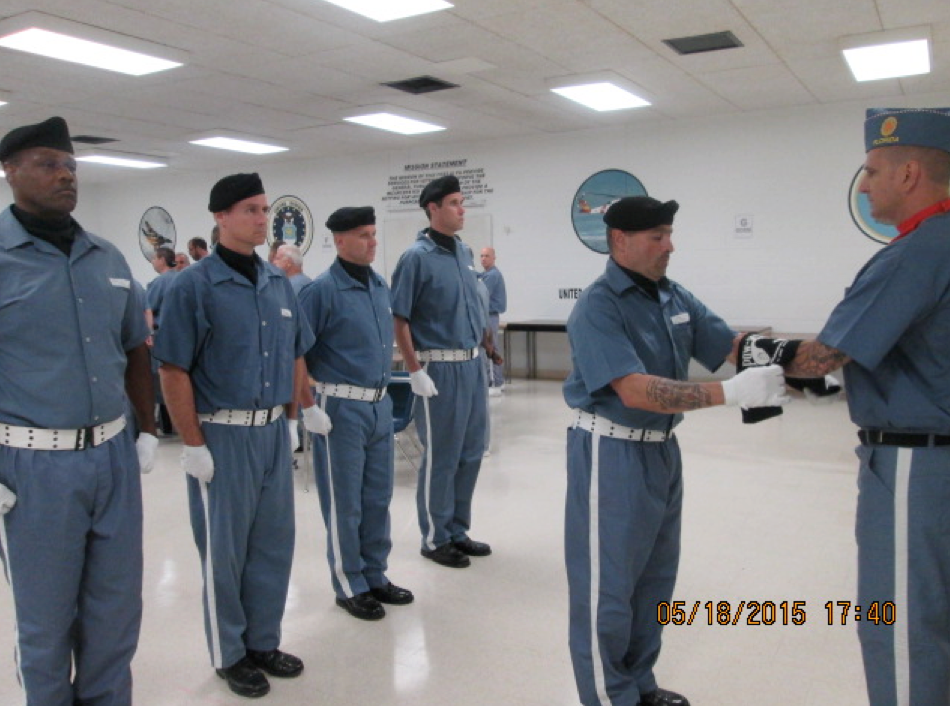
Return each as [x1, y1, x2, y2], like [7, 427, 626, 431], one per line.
[825, 601, 896, 625]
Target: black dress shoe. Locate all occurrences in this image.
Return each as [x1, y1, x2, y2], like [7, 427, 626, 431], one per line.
[640, 688, 690, 706]
[216, 656, 270, 698]
[421, 543, 471, 568]
[370, 582, 414, 605]
[246, 649, 304, 678]
[336, 591, 386, 620]
[452, 537, 492, 556]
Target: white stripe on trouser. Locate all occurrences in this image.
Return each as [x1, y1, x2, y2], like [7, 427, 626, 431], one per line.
[200, 482, 223, 669]
[588, 432, 610, 706]
[894, 448, 911, 706]
[0, 516, 27, 705]
[320, 395, 351, 597]
[422, 362, 437, 550]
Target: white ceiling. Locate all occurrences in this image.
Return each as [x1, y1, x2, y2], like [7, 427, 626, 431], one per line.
[1, 0, 948, 183]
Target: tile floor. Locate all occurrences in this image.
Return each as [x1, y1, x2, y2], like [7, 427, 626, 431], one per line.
[0, 381, 869, 705]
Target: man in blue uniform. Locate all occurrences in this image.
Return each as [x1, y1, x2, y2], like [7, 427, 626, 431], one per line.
[391, 175, 490, 569]
[479, 246, 507, 393]
[752, 108, 950, 706]
[0, 116, 156, 705]
[298, 206, 414, 621]
[154, 173, 314, 699]
[147, 246, 178, 435]
[563, 196, 788, 706]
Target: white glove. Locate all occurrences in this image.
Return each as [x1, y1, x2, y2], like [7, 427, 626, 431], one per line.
[288, 423, 300, 454]
[302, 405, 332, 435]
[804, 375, 842, 405]
[410, 369, 439, 398]
[136, 432, 158, 475]
[722, 364, 790, 409]
[181, 444, 215, 484]
[0, 483, 16, 515]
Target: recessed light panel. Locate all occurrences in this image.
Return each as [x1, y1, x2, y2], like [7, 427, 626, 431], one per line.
[0, 27, 181, 75]
[77, 155, 166, 169]
[551, 82, 650, 112]
[189, 137, 288, 155]
[320, 0, 452, 22]
[843, 39, 931, 81]
[344, 112, 445, 135]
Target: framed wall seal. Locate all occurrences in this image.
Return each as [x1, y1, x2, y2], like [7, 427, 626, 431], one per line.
[269, 195, 314, 256]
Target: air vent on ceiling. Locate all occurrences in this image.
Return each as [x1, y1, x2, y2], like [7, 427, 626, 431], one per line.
[663, 31, 743, 55]
[72, 135, 118, 145]
[382, 75, 459, 95]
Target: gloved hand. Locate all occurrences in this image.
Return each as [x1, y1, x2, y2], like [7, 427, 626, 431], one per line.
[302, 405, 332, 435]
[722, 365, 790, 409]
[735, 333, 803, 423]
[181, 444, 215, 484]
[288, 423, 300, 454]
[788, 375, 842, 405]
[410, 369, 439, 397]
[136, 432, 158, 474]
[0, 483, 16, 515]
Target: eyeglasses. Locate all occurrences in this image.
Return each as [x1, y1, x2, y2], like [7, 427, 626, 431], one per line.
[25, 155, 78, 174]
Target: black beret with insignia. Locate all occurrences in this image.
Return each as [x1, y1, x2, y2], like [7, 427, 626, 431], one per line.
[604, 196, 679, 231]
[419, 174, 461, 208]
[325, 206, 376, 232]
[208, 172, 265, 212]
[0, 116, 74, 162]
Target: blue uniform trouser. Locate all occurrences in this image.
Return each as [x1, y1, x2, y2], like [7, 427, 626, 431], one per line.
[415, 356, 487, 550]
[311, 394, 394, 599]
[565, 427, 683, 706]
[0, 428, 142, 706]
[188, 417, 295, 670]
[856, 443, 950, 705]
[488, 313, 504, 387]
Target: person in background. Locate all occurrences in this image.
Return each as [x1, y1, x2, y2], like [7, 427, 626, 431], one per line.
[274, 243, 312, 296]
[188, 236, 210, 262]
[0, 115, 156, 705]
[174, 251, 189, 270]
[479, 247, 507, 394]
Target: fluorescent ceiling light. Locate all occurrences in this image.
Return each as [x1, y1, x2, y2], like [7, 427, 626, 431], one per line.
[189, 137, 288, 155]
[551, 82, 650, 112]
[842, 39, 930, 82]
[344, 112, 445, 135]
[0, 27, 181, 76]
[77, 155, 166, 169]
[320, 0, 453, 22]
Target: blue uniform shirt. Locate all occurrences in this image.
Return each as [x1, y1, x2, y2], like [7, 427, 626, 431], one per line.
[289, 272, 312, 297]
[0, 207, 149, 428]
[390, 230, 484, 351]
[153, 251, 314, 413]
[479, 266, 507, 315]
[563, 258, 733, 430]
[819, 211, 950, 432]
[298, 260, 393, 389]
[146, 269, 178, 326]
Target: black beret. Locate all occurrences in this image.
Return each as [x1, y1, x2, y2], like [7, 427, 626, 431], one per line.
[0, 116, 73, 162]
[419, 174, 461, 208]
[325, 206, 375, 232]
[604, 196, 679, 231]
[208, 172, 265, 212]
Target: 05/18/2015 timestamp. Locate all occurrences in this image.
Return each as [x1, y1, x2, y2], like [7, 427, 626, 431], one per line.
[657, 600, 897, 626]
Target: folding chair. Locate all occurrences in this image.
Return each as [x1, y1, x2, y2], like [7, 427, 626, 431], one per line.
[388, 372, 421, 464]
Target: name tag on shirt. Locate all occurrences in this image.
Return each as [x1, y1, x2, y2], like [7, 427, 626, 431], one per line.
[110, 278, 131, 289]
[281, 308, 293, 318]
[671, 312, 690, 325]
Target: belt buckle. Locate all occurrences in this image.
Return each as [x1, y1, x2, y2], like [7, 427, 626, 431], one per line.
[76, 426, 93, 450]
[373, 388, 383, 402]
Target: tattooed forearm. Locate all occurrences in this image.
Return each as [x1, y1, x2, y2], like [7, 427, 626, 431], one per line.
[785, 341, 849, 378]
[645, 377, 714, 411]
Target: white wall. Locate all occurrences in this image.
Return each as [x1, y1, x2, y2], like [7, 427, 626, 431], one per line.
[3, 95, 930, 334]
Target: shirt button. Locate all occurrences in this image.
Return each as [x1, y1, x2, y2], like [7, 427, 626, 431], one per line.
[264, 352, 269, 358]
[262, 321, 268, 327]
[91, 377, 98, 383]
[264, 382, 271, 388]
[94, 415, 100, 421]
[85, 337, 92, 343]
[77, 298, 84, 304]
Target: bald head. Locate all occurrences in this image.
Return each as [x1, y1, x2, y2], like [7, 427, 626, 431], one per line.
[480, 247, 496, 270]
